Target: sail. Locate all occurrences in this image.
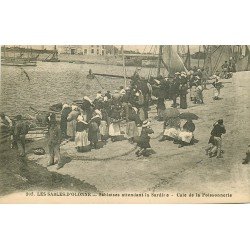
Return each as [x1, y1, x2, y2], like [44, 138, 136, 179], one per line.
[204, 45, 232, 75]
[161, 45, 188, 75]
[236, 45, 250, 71]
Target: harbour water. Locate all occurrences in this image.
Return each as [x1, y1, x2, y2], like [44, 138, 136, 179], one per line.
[1, 61, 159, 116]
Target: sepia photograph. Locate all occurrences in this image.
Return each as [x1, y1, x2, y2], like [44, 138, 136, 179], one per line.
[1, 1, 250, 250]
[0, 44, 249, 203]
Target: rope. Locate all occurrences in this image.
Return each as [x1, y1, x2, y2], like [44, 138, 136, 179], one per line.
[147, 45, 157, 80]
[147, 46, 153, 80]
[141, 45, 148, 54]
[94, 75, 104, 89]
[212, 46, 224, 75]
[65, 145, 138, 161]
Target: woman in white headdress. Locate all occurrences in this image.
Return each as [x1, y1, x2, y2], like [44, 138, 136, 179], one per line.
[212, 76, 223, 100]
[75, 115, 90, 152]
[67, 104, 80, 141]
[159, 116, 181, 142]
[99, 108, 109, 142]
[109, 104, 122, 142]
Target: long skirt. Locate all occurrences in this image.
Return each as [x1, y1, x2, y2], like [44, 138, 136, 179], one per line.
[137, 139, 151, 149]
[109, 122, 121, 136]
[60, 119, 67, 138]
[157, 98, 166, 117]
[195, 90, 203, 103]
[67, 120, 77, 138]
[99, 120, 108, 136]
[178, 131, 193, 143]
[75, 131, 89, 147]
[138, 108, 146, 122]
[163, 127, 180, 139]
[180, 94, 187, 109]
[190, 86, 196, 99]
[126, 121, 139, 138]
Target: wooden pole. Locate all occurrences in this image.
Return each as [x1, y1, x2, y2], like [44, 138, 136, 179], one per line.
[209, 46, 213, 75]
[157, 45, 163, 77]
[121, 45, 127, 87]
[198, 45, 201, 68]
[3, 45, 6, 59]
[185, 45, 191, 70]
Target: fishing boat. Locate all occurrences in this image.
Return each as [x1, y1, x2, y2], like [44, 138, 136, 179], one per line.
[1, 45, 37, 67]
[1, 58, 37, 67]
[88, 45, 188, 81]
[141, 59, 158, 67]
[203, 45, 250, 75]
[42, 45, 60, 62]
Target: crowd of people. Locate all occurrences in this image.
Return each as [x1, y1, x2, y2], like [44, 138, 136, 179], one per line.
[148, 67, 216, 123]
[1, 64, 244, 168]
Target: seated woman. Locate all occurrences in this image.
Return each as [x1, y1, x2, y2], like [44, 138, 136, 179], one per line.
[159, 117, 181, 142]
[178, 119, 196, 148]
[75, 115, 90, 152]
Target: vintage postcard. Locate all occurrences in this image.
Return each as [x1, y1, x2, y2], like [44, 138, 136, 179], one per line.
[0, 45, 249, 203]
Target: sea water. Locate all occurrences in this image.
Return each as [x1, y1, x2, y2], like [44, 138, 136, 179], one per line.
[1, 61, 155, 116]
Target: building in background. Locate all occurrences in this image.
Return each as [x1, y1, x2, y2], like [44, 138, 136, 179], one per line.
[57, 45, 118, 55]
[2, 45, 119, 56]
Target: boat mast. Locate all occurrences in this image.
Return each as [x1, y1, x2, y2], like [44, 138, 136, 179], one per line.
[27, 45, 30, 59]
[3, 45, 6, 59]
[204, 45, 212, 75]
[185, 45, 191, 70]
[53, 45, 58, 59]
[157, 45, 163, 77]
[121, 45, 127, 87]
[198, 45, 201, 68]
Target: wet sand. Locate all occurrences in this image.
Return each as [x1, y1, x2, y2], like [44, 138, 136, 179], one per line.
[0, 138, 98, 197]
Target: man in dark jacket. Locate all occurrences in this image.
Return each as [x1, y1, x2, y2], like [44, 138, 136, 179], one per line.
[170, 74, 180, 108]
[14, 115, 29, 156]
[209, 119, 226, 158]
[47, 114, 62, 169]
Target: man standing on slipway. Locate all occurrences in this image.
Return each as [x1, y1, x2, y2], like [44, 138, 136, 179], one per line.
[47, 113, 62, 169]
[14, 115, 29, 157]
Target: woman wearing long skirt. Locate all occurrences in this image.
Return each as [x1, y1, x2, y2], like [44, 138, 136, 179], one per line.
[195, 83, 204, 104]
[109, 104, 122, 142]
[75, 115, 89, 152]
[136, 120, 154, 157]
[109, 118, 121, 142]
[178, 119, 195, 147]
[122, 102, 139, 143]
[60, 104, 71, 140]
[179, 83, 188, 109]
[99, 109, 109, 142]
[190, 84, 196, 101]
[159, 117, 181, 142]
[67, 105, 80, 141]
[88, 112, 101, 149]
